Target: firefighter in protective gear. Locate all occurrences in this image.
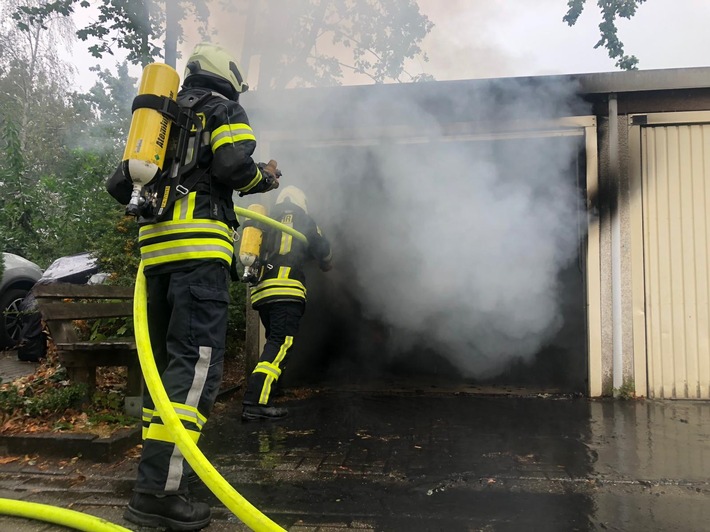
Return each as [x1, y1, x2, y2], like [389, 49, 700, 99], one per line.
[116, 43, 280, 531]
[242, 185, 333, 421]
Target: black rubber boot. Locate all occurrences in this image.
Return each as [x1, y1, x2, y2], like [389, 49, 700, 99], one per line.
[242, 403, 289, 421]
[124, 492, 211, 531]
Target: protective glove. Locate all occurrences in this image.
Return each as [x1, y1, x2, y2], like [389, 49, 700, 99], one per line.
[258, 159, 281, 191]
[239, 160, 281, 197]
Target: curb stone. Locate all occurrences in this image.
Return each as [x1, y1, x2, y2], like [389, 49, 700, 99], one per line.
[0, 426, 140, 462]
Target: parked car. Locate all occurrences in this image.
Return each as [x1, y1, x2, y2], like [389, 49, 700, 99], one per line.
[16, 252, 102, 361]
[0, 253, 43, 349]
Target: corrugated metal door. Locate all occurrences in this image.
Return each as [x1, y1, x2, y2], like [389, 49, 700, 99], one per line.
[641, 122, 710, 399]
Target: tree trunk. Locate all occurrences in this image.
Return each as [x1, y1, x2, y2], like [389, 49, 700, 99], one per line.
[164, 0, 179, 68]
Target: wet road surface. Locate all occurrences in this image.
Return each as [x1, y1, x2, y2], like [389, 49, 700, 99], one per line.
[0, 389, 708, 531]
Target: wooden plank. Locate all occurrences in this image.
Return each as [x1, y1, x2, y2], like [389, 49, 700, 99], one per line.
[39, 301, 133, 320]
[56, 340, 136, 351]
[33, 283, 134, 300]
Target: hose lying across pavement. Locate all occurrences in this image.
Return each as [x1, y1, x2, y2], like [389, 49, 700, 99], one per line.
[0, 498, 132, 531]
[0, 208, 303, 531]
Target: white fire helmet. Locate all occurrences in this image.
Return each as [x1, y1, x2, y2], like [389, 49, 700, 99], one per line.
[276, 185, 308, 214]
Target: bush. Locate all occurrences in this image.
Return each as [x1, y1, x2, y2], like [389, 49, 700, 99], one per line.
[0, 382, 88, 417]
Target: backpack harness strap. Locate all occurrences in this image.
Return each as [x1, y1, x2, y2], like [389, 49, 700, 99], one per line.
[131, 94, 181, 122]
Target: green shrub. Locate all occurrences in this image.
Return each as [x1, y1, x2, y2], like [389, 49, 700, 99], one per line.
[0, 382, 89, 417]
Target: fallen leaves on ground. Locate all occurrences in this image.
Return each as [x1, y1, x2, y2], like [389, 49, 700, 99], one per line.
[0, 342, 247, 437]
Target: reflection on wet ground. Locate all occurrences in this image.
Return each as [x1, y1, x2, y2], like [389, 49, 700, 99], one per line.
[196, 391, 710, 531]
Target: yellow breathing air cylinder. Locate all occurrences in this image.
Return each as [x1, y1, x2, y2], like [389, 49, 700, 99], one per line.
[122, 63, 180, 214]
[239, 204, 268, 282]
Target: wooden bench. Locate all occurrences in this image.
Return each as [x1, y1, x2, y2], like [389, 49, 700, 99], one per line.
[33, 283, 142, 417]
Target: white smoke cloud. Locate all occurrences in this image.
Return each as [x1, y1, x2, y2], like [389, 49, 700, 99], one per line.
[249, 78, 588, 378]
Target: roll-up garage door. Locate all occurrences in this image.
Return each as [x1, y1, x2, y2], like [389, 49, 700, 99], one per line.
[640, 119, 710, 399]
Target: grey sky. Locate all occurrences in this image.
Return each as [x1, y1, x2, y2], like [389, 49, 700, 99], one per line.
[416, 0, 710, 79]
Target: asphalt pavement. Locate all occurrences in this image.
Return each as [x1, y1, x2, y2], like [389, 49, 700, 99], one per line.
[0, 384, 708, 531]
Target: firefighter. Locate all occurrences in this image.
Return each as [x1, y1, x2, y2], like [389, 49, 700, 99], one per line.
[116, 43, 280, 531]
[242, 185, 333, 421]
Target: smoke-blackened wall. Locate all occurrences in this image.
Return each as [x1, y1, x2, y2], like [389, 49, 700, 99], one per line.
[242, 77, 590, 392]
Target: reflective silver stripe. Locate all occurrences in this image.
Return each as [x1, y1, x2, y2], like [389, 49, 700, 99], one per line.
[165, 445, 185, 492]
[139, 221, 231, 239]
[251, 287, 306, 304]
[254, 362, 282, 378]
[186, 346, 213, 409]
[163, 346, 212, 491]
[211, 127, 254, 147]
[177, 194, 189, 220]
[173, 406, 206, 429]
[141, 243, 232, 261]
[252, 277, 305, 290]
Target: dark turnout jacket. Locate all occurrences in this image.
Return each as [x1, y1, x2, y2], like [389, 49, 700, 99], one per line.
[250, 201, 332, 308]
[107, 84, 274, 274]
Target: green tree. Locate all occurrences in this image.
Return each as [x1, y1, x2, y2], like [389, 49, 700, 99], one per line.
[13, 0, 212, 67]
[61, 63, 140, 280]
[235, 0, 434, 88]
[564, 0, 647, 70]
[14, 0, 434, 86]
[0, 0, 77, 263]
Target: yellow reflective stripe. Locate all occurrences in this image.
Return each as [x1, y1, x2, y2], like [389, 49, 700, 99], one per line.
[143, 404, 207, 431]
[146, 423, 201, 444]
[139, 227, 233, 243]
[173, 192, 197, 222]
[141, 239, 234, 255]
[172, 192, 197, 221]
[253, 278, 304, 291]
[278, 267, 291, 279]
[279, 233, 292, 255]
[251, 286, 306, 304]
[254, 361, 282, 378]
[236, 168, 263, 193]
[140, 239, 234, 264]
[139, 219, 232, 240]
[211, 123, 256, 151]
[186, 191, 196, 218]
[273, 336, 294, 366]
[176, 412, 205, 429]
[142, 426, 148, 440]
[141, 248, 234, 267]
[259, 375, 275, 404]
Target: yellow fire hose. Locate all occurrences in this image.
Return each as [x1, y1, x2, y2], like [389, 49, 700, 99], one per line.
[0, 498, 132, 531]
[233, 205, 308, 243]
[0, 210, 305, 531]
[131, 208, 307, 531]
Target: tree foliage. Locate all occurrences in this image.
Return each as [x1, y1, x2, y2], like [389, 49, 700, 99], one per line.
[236, 0, 434, 88]
[1, 0, 138, 268]
[13, 0, 211, 66]
[564, 0, 647, 70]
[14, 0, 434, 86]
[0, 0, 76, 261]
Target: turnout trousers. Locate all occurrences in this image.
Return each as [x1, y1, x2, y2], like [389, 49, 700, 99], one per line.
[135, 262, 230, 494]
[243, 301, 304, 406]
